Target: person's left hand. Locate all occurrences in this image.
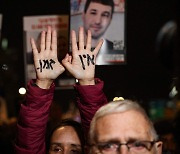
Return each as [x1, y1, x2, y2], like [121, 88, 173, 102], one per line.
[62, 26, 103, 85]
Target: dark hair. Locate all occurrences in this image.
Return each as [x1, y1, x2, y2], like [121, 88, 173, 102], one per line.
[84, 0, 114, 17]
[46, 119, 85, 153]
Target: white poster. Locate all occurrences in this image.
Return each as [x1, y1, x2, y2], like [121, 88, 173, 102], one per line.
[70, 0, 126, 65]
[23, 15, 72, 87]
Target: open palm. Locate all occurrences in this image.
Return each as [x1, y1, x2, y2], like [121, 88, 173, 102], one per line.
[62, 26, 103, 84]
[30, 26, 65, 82]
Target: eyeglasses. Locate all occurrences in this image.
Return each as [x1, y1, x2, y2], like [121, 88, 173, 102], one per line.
[92, 140, 157, 154]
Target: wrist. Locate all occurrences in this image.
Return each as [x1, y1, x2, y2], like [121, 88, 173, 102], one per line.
[36, 79, 54, 89]
[78, 79, 95, 85]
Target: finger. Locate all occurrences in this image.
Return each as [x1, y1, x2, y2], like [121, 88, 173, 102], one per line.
[68, 54, 72, 63]
[30, 38, 39, 57]
[62, 53, 69, 62]
[93, 39, 104, 56]
[78, 26, 84, 51]
[40, 31, 45, 51]
[64, 53, 72, 63]
[71, 30, 78, 53]
[62, 53, 71, 69]
[86, 30, 92, 51]
[46, 26, 52, 50]
[51, 29, 57, 52]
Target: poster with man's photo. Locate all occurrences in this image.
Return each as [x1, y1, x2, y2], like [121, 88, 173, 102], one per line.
[23, 15, 75, 89]
[70, 0, 126, 65]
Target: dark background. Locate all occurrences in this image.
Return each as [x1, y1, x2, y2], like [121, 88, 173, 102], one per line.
[0, 0, 179, 117]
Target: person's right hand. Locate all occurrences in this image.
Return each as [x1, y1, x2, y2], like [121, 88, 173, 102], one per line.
[30, 26, 65, 89]
[62, 26, 103, 85]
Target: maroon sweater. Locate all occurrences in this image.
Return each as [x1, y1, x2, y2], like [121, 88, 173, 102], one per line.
[14, 78, 107, 154]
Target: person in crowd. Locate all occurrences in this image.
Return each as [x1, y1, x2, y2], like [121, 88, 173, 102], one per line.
[173, 110, 180, 154]
[82, 0, 115, 64]
[46, 119, 85, 154]
[14, 26, 107, 154]
[0, 95, 8, 124]
[154, 119, 177, 154]
[0, 92, 17, 153]
[88, 99, 163, 154]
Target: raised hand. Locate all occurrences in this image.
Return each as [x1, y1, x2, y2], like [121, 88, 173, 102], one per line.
[62, 26, 103, 85]
[30, 26, 65, 89]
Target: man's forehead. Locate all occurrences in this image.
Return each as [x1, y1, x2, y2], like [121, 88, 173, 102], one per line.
[95, 111, 152, 141]
[88, 2, 112, 12]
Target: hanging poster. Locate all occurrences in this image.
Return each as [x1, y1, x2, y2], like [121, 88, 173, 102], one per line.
[23, 15, 75, 88]
[70, 0, 126, 65]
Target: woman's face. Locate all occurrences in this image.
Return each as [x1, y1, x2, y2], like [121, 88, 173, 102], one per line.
[49, 126, 82, 154]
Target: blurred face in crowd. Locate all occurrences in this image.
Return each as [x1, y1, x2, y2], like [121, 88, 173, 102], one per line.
[91, 110, 162, 154]
[49, 126, 82, 154]
[82, 2, 112, 40]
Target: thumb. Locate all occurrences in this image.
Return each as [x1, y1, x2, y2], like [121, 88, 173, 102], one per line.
[62, 53, 72, 71]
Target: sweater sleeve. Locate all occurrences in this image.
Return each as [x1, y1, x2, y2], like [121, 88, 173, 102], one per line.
[74, 78, 108, 141]
[14, 80, 55, 154]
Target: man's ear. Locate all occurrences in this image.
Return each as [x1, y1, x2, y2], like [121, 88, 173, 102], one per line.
[156, 141, 163, 154]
